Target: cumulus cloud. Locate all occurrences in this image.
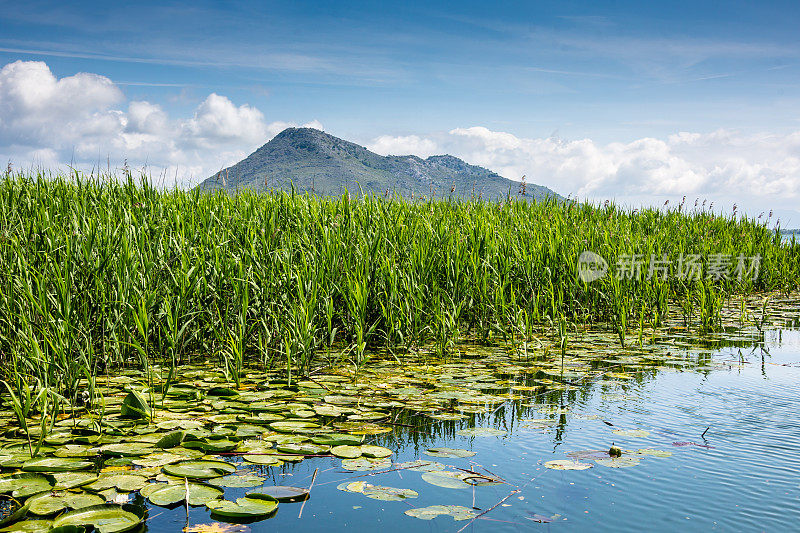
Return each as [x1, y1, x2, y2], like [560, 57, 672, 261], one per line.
[2, 61, 797, 223]
[370, 126, 800, 221]
[368, 134, 439, 158]
[0, 60, 322, 182]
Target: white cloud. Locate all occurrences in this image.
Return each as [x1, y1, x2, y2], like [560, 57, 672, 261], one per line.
[372, 126, 800, 226]
[370, 126, 800, 223]
[0, 60, 322, 183]
[368, 135, 439, 158]
[2, 60, 798, 224]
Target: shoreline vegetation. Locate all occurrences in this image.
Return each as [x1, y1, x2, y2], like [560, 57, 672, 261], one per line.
[1, 172, 799, 402]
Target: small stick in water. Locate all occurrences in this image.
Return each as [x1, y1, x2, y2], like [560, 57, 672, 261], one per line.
[298, 468, 318, 519]
[701, 427, 709, 439]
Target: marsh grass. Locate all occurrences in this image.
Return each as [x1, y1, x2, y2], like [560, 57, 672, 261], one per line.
[0, 171, 798, 398]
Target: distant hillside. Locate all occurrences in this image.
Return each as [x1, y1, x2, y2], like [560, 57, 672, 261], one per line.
[195, 128, 561, 201]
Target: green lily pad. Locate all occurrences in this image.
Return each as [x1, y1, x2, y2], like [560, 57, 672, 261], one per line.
[53, 473, 99, 490]
[242, 454, 284, 466]
[0, 473, 55, 498]
[331, 445, 362, 459]
[627, 448, 673, 458]
[268, 421, 319, 433]
[163, 460, 236, 479]
[27, 491, 105, 515]
[340, 457, 392, 471]
[51, 504, 144, 533]
[392, 460, 447, 472]
[424, 447, 476, 458]
[311, 434, 362, 446]
[208, 474, 266, 488]
[360, 445, 392, 458]
[275, 443, 329, 455]
[120, 391, 151, 420]
[544, 459, 593, 470]
[206, 493, 279, 519]
[333, 422, 391, 435]
[595, 457, 641, 468]
[85, 474, 148, 493]
[207, 387, 239, 397]
[141, 482, 223, 506]
[313, 405, 345, 417]
[0, 519, 53, 532]
[404, 505, 479, 521]
[420, 470, 472, 489]
[99, 443, 156, 457]
[22, 457, 93, 473]
[155, 431, 186, 449]
[54, 445, 96, 458]
[132, 452, 190, 468]
[455, 428, 507, 437]
[337, 481, 417, 501]
[248, 486, 309, 502]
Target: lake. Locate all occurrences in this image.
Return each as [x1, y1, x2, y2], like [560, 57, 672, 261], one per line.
[133, 324, 800, 532]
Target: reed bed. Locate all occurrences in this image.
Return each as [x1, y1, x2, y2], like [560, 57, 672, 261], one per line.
[1, 172, 798, 399]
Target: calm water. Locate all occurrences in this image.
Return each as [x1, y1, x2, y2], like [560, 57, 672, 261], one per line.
[146, 329, 800, 532]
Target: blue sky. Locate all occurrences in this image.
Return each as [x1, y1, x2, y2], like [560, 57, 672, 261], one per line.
[1, 1, 799, 223]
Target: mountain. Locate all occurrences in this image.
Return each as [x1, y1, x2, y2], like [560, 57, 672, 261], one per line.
[195, 128, 561, 201]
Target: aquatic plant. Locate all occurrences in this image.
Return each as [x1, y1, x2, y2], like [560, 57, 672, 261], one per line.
[0, 171, 798, 399]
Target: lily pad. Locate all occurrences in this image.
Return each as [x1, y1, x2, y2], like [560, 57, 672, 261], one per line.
[340, 457, 391, 471]
[27, 491, 105, 515]
[275, 443, 329, 455]
[51, 504, 144, 533]
[85, 474, 148, 493]
[99, 443, 156, 457]
[132, 452, 190, 468]
[420, 470, 472, 489]
[0, 473, 55, 498]
[392, 460, 447, 472]
[155, 431, 186, 449]
[544, 459, 593, 470]
[242, 454, 284, 466]
[268, 421, 319, 433]
[206, 493, 279, 519]
[22, 457, 93, 473]
[331, 445, 362, 459]
[360, 445, 392, 458]
[337, 481, 417, 501]
[311, 434, 362, 446]
[141, 482, 223, 506]
[627, 448, 673, 458]
[120, 391, 151, 420]
[53, 472, 99, 490]
[163, 460, 236, 479]
[248, 486, 309, 502]
[208, 474, 267, 488]
[595, 457, 641, 468]
[0, 519, 54, 532]
[424, 447, 476, 458]
[404, 505, 479, 521]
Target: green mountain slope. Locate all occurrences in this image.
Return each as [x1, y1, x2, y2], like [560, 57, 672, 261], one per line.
[196, 127, 561, 201]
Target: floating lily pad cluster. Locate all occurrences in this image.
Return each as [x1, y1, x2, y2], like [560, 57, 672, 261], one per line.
[3, 305, 796, 530]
